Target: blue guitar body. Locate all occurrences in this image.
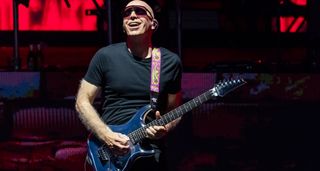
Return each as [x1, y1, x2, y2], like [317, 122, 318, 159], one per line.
[87, 78, 247, 171]
[87, 105, 155, 171]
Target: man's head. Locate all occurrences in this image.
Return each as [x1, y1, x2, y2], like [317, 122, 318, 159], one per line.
[122, 0, 158, 36]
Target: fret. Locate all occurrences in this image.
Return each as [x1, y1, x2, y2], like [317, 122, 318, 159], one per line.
[192, 98, 197, 107]
[160, 119, 164, 126]
[168, 112, 173, 121]
[138, 129, 144, 139]
[160, 117, 166, 125]
[196, 98, 201, 105]
[129, 132, 134, 140]
[199, 95, 202, 103]
[143, 127, 148, 137]
[182, 105, 188, 113]
[134, 133, 138, 143]
[155, 119, 160, 126]
[129, 134, 136, 144]
[174, 108, 180, 118]
[196, 98, 200, 105]
[203, 92, 209, 101]
[177, 110, 181, 117]
[134, 131, 139, 140]
[207, 91, 211, 98]
[149, 120, 155, 127]
[134, 130, 140, 140]
[182, 104, 187, 111]
[175, 109, 180, 117]
[187, 102, 192, 111]
[190, 101, 194, 109]
[163, 114, 169, 124]
[165, 114, 171, 123]
[159, 118, 165, 126]
[179, 106, 185, 113]
[128, 133, 133, 142]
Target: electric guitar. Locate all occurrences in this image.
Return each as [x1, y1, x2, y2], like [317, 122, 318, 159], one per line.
[87, 78, 247, 171]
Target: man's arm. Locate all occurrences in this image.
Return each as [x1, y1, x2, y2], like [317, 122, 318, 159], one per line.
[165, 92, 182, 131]
[75, 79, 129, 155]
[75, 79, 106, 138]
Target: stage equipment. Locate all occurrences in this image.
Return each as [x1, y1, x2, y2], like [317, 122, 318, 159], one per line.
[12, 0, 29, 70]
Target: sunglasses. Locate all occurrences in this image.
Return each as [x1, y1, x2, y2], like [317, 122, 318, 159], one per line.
[123, 6, 153, 19]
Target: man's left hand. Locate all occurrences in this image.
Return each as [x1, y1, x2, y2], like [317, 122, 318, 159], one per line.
[145, 111, 168, 139]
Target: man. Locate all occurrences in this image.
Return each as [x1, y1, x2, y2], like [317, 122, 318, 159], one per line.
[75, 0, 182, 170]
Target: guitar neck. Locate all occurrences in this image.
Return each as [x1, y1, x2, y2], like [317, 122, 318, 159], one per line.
[128, 78, 246, 144]
[128, 89, 215, 144]
[148, 90, 215, 127]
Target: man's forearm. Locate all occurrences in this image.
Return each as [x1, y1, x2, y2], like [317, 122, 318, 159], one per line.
[76, 100, 112, 140]
[166, 117, 181, 132]
[166, 92, 182, 131]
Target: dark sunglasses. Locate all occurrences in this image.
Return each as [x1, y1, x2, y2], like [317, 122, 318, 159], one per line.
[123, 6, 153, 19]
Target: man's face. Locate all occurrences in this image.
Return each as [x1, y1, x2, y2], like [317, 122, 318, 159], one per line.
[123, 0, 155, 36]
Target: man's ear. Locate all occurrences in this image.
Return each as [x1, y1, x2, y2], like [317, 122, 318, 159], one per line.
[152, 19, 159, 31]
[123, 24, 126, 33]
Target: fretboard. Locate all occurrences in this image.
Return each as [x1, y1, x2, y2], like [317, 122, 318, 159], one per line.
[128, 88, 215, 144]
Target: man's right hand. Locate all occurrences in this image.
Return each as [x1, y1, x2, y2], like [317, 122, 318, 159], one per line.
[103, 132, 130, 156]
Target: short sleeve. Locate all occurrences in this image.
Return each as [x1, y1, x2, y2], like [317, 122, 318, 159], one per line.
[167, 56, 182, 94]
[83, 49, 106, 87]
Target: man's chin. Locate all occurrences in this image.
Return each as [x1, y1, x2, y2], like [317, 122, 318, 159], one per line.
[127, 32, 143, 36]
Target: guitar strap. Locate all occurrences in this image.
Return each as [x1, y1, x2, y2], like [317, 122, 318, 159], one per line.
[150, 48, 161, 111]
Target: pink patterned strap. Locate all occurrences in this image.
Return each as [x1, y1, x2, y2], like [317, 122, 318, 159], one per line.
[150, 48, 161, 93]
[150, 48, 161, 110]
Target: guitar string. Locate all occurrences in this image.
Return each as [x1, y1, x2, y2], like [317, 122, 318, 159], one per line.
[128, 79, 246, 143]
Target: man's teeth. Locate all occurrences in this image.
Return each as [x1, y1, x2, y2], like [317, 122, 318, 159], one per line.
[129, 23, 140, 26]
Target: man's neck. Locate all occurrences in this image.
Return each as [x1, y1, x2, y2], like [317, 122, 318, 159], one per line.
[127, 36, 152, 59]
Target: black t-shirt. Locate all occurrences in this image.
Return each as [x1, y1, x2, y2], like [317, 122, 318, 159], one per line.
[84, 42, 182, 125]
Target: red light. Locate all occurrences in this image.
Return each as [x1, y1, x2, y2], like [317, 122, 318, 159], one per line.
[0, 0, 104, 31]
[291, 0, 307, 6]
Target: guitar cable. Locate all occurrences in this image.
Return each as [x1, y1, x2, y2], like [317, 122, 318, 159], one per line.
[83, 159, 87, 171]
[83, 155, 90, 171]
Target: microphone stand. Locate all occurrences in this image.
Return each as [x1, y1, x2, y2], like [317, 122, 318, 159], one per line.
[106, 0, 112, 44]
[13, 0, 20, 70]
[64, 0, 71, 8]
[176, 0, 182, 59]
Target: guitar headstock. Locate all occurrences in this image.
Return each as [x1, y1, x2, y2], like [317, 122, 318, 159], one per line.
[211, 78, 247, 97]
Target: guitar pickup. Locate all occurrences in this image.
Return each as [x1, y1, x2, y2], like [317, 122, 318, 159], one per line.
[98, 147, 110, 161]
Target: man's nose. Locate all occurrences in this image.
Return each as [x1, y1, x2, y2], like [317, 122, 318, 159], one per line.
[129, 11, 138, 19]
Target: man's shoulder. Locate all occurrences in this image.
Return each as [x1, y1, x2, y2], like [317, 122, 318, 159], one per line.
[159, 47, 181, 63]
[93, 42, 126, 59]
[98, 42, 126, 52]
[158, 47, 174, 54]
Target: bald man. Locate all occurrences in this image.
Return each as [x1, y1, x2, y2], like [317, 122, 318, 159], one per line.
[76, 0, 182, 170]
